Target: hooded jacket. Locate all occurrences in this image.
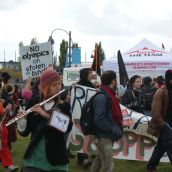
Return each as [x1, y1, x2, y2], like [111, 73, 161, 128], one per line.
[77, 68, 94, 88]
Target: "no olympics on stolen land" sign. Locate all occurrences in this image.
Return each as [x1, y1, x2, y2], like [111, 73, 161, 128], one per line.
[19, 42, 53, 80]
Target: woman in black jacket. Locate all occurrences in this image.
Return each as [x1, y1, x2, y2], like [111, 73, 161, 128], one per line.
[18, 69, 71, 172]
[121, 75, 143, 113]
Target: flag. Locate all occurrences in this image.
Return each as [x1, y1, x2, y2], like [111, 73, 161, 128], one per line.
[72, 48, 81, 64]
[91, 46, 101, 76]
[162, 43, 165, 49]
[117, 50, 129, 87]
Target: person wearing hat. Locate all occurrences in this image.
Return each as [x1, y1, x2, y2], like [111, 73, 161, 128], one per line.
[18, 69, 71, 172]
[146, 70, 172, 172]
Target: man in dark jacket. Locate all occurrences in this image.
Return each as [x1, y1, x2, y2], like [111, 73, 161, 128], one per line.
[146, 70, 172, 172]
[91, 70, 123, 172]
[76, 68, 93, 167]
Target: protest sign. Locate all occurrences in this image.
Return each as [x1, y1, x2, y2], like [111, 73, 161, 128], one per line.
[69, 85, 169, 162]
[19, 42, 53, 80]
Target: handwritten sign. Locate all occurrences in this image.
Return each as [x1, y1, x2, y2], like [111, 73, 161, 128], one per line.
[19, 42, 53, 80]
[49, 111, 69, 133]
[69, 85, 169, 162]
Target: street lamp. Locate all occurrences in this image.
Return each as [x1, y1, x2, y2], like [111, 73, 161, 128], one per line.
[49, 28, 72, 67]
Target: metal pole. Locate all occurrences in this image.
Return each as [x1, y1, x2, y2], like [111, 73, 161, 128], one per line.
[68, 31, 71, 67]
[50, 29, 73, 67]
[4, 50, 5, 62]
[15, 50, 16, 62]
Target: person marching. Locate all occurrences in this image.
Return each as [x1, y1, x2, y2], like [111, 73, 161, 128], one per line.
[146, 70, 172, 172]
[1, 72, 18, 149]
[91, 70, 123, 172]
[17, 69, 71, 172]
[76, 68, 94, 168]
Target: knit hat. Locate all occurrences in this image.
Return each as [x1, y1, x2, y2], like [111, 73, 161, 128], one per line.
[165, 70, 172, 82]
[40, 69, 60, 99]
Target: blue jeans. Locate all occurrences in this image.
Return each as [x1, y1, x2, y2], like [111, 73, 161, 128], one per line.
[147, 123, 172, 170]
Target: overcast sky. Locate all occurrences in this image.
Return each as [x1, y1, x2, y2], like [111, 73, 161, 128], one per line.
[1, 0, 172, 62]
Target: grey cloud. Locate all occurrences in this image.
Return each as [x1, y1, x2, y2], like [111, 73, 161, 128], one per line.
[63, 0, 172, 38]
[63, 1, 140, 36]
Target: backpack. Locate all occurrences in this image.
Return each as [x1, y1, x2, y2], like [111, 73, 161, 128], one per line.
[142, 87, 157, 110]
[80, 92, 103, 135]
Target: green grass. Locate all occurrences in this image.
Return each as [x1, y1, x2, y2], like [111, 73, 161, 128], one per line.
[0, 135, 172, 172]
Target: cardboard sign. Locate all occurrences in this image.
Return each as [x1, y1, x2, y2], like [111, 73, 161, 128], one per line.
[19, 42, 53, 80]
[49, 111, 69, 133]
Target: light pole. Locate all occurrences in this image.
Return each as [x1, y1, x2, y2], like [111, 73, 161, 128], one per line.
[49, 28, 72, 67]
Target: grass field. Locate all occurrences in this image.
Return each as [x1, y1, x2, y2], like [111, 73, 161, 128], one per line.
[1, 135, 172, 172]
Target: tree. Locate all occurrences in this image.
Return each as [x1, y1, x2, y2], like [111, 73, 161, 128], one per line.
[98, 42, 105, 65]
[72, 43, 79, 48]
[91, 43, 101, 76]
[59, 39, 68, 68]
[91, 42, 105, 65]
[53, 55, 57, 69]
[17, 56, 22, 71]
[30, 37, 38, 45]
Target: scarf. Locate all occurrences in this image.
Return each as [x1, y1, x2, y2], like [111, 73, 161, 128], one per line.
[101, 85, 123, 125]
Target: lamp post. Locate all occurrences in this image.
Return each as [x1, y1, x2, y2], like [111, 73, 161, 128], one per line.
[49, 28, 72, 67]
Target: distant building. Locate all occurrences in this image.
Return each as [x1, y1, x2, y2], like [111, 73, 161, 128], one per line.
[0, 60, 20, 71]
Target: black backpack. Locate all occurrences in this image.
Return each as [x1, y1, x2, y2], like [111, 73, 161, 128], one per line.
[80, 92, 103, 135]
[142, 87, 157, 110]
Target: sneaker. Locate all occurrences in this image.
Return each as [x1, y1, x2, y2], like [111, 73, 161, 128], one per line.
[7, 165, 19, 172]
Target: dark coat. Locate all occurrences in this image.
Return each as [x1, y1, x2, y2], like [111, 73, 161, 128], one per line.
[141, 86, 157, 111]
[147, 86, 169, 137]
[19, 95, 70, 166]
[121, 88, 143, 113]
[77, 68, 94, 88]
[93, 90, 123, 141]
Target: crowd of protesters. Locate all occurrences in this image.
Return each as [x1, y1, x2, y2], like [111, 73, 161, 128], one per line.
[0, 67, 171, 172]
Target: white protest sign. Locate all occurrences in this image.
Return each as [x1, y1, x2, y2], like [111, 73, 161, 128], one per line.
[69, 85, 169, 162]
[19, 42, 53, 80]
[49, 111, 69, 133]
[70, 85, 96, 120]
